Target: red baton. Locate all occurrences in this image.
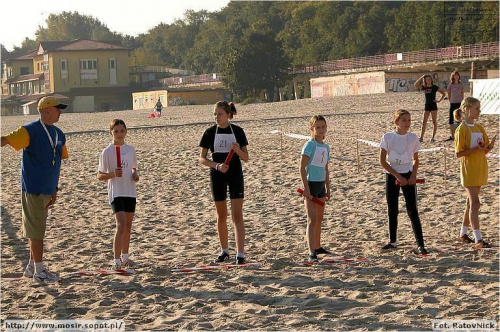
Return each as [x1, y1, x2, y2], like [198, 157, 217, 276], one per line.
[115, 145, 122, 177]
[297, 188, 325, 207]
[224, 149, 235, 165]
[396, 179, 425, 185]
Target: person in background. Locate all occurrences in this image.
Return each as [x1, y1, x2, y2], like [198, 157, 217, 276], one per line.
[446, 71, 465, 141]
[414, 74, 446, 143]
[155, 98, 163, 116]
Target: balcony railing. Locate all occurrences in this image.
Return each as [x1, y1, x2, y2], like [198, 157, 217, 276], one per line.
[159, 73, 223, 87]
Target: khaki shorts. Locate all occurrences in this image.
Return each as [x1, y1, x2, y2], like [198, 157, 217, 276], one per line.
[22, 191, 52, 240]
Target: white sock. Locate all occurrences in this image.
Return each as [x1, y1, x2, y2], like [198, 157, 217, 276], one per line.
[221, 248, 229, 255]
[115, 259, 121, 265]
[121, 253, 129, 262]
[460, 226, 468, 237]
[34, 262, 44, 274]
[473, 229, 482, 243]
[391, 242, 397, 247]
[236, 252, 245, 259]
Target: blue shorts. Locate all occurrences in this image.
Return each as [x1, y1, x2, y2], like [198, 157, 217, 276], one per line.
[111, 197, 136, 213]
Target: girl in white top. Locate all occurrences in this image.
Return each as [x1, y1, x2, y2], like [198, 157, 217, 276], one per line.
[98, 119, 139, 270]
[379, 110, 427, 254]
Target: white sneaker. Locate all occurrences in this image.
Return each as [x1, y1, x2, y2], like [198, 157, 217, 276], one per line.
[23, 265, 34, 278]
[33, 269, 60, 283]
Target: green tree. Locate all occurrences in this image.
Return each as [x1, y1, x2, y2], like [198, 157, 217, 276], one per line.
[35, 11, 131, 46]
[477, 1, 500, 43]
[345, 2, 389, 57]
[221, 31, 290, 100]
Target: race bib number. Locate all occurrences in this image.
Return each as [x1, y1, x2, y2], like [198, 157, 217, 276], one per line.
[470, 132, 484, 149]
[214, 134, 236, 153]
[388, 150, 411, 166]
[311, 147, 327, 167]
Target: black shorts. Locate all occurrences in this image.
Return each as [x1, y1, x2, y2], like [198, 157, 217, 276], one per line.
[449, 103, 461, 124]
[424, 103, 438, 111]
[111, 197, 137, 213]
[308, 181, 326, 199]
[210, 170, 244, 201]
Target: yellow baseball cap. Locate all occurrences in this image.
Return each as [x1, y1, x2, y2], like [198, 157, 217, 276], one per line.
[38, 96, 68, 110]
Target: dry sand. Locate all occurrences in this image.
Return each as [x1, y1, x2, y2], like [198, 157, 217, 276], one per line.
[1, 91, 498, 330]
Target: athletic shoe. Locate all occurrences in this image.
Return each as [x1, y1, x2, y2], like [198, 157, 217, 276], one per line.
[213, 252, 230, 263]
[33, 269, 59, 283]
[458, 234, 474, 244]
[444, 136, 454, 141]
[308, 253, 319, 263]
[474, 239, 491, 249]
[415, 246, 429, 255]
[314, 247, 331, 255]
[419, 138, 423, 143]
[381, 243, 397, 250]
[236, 257, 246, 265]
[430, 138, 436, 143]
[112, 261, 122, 270]
[23, 265, 34, 278]
[122, 259, 135, 269]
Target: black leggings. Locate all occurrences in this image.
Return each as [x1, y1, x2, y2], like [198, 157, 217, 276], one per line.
[385, 172, 425, 247]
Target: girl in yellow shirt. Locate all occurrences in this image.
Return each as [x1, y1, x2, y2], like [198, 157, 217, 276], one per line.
[454, 97, 496, 249]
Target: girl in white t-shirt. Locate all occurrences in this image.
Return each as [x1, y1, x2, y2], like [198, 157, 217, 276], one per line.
[98, 119, 139, 270]
[379, 110, 427, 254]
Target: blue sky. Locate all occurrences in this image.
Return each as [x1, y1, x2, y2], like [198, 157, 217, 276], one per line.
[1, 0, 230, 51]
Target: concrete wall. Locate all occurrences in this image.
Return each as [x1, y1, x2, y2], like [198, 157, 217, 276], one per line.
[132, 90, 168, 110]
[167, 90, 231, 107]
[385, 70, 489, 92]
[311, 72, 386, 98]
[132, 89, 231, 110]
[311, 70, 490, 98]
[487, 70, 499, 78]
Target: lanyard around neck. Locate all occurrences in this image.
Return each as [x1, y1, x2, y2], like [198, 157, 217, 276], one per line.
[40, 120, 58, 166]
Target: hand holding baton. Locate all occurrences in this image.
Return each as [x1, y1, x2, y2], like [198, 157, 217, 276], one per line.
[115, 145, 122, 177]
[297, 188, 325, 207]
[395, 179, 425, 185]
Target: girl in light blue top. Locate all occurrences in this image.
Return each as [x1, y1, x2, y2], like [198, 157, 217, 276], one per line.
[299, 115, 331, 263]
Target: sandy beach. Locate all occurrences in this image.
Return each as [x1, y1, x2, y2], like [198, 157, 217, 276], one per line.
[1, 91, 498, 330]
